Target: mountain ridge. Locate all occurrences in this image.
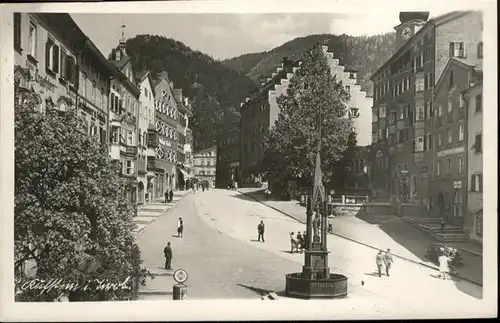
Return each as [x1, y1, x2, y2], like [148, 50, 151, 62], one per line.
[222, 32, 398, 96]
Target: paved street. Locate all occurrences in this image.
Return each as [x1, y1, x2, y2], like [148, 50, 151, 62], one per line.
[238, 188, 483, 285]
[135, 188, 483, 314]
[135, 191, 303, 300]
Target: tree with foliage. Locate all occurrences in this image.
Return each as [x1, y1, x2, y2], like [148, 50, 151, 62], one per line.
[261, 44, 352, 192]
[14, 85, 151, 301]
[330, 130, 358, 189]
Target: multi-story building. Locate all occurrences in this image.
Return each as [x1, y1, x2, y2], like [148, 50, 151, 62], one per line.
[465, 71, 483, 242]
[193, 146, 217, 187]
[215, 109, 241, 188]
[173, 89, 193, 190]
[320, 45, 373, 147]
[184, 127, 194, 179]
[14, 13, 114, 147]
[240, 46, 373, 188]
[151, 72, 182, 198]
[432, 58, 483, 228]
[135, 70, 156, 204]
[108, 34, 141, 205]
[370, 11, 483, 207]
[240, 57, 300, 186]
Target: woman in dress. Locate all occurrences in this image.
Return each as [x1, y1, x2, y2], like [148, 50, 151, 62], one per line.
[438, 248, 450, 280]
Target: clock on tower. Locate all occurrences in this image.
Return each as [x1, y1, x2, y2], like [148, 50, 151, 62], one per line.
[401, 26, 412, 40]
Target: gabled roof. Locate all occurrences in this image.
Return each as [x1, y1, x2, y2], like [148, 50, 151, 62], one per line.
[434, 57, 478, 91]
[135, 70, 156, 97]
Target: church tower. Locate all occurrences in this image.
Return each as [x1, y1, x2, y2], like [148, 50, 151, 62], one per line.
[394, 12, 429, 48]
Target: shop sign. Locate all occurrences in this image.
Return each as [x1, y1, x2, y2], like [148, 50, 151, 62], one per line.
[453, 181, 462, 189]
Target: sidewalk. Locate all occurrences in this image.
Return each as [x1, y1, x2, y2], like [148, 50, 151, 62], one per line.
[133, 190, 191, 235]
[238, 188, 483, 286]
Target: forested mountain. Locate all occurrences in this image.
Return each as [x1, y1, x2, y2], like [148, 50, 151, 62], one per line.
[125, 33, 397, 150]
[223, 33, 398, 95]
[124, 35, 257, 151]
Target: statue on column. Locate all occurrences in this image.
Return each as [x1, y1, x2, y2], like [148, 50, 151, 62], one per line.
[312, 213, 320, 240]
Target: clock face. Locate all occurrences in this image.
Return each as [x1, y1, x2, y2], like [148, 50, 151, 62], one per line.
[402, 27, 412, 40]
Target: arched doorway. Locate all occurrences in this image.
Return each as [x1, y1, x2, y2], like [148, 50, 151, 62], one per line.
[138, 181, 145, 204]
[410, 175, 417, 200]
[453, 191, 464, 218]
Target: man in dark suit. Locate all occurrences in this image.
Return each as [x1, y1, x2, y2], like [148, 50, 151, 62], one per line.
[257, 220, 265, 242]
[164, 242, 173, 270]
[169, 189, 174, 203]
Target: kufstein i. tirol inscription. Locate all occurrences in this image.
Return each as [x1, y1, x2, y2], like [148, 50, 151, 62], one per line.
[7, 3, 493, 321]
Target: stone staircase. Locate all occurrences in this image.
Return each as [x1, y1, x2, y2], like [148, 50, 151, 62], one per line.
[402, 216, 469, 242]
[132, 191, 190, 235]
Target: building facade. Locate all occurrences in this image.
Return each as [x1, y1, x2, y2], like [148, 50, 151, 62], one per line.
[14, 13, 113, 148]
[320, 45, 373, 147]
[108, 37, 141, 205]
[193, 146, 217, 187]
[151, 72, 181, 198]
[216, 109, 241, 188]
[173, 89, 193, 190]
[465, 75, 483, 242]
[240, 46, 373, 187]
[135, 71, 156, 204]
[431, 59, 480, 227]
[370, 11, 483, 208]
[240, 58, 298, 186]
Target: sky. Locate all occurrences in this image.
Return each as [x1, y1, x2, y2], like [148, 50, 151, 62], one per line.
[72, 11, 450, 61]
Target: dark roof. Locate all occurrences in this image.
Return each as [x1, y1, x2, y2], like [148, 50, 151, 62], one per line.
[135, 70, 148, 82]
[344, 66, 358, 73]
[110, 57, 131, 70]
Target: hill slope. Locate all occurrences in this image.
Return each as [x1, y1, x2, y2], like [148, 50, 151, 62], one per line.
[125, 34, 257, 151]
[223, 33, 397, 95]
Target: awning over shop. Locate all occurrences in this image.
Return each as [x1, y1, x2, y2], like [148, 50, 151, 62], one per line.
[179, 168, 192, 179]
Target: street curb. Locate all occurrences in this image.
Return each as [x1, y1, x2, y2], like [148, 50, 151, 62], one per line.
[134, 191, 191, 237]
[238, 190, 482, 287]
[401, 217, 483, 257]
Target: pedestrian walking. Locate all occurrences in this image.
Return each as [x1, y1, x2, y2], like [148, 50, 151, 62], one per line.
[177, 218, 184, 238]
[164, 190, 169, 204]
[164, 242, 173, 270]
[257, 220, 265, 242]
[376, 250, 384, 277]
[383, 248, 394, 277]
[234, 181, 238, 190]
[438, 249, 450, 280]
[440, 218, 445, 233]
[169, 189, 174, 203]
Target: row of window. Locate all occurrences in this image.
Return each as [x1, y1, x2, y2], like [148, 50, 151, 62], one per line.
[155, 98, 178, 120]
[197, 170, 215, 176]
[155, 120, 179, 141]
[155, 147, 178, 163]
[110, 126, 136, 146]
[374, 40, 483, 96]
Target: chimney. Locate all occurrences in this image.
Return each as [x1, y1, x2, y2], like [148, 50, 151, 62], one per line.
[173, 89, 183, 102]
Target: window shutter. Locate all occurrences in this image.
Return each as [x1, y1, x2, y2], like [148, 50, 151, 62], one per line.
[478, 173, 483, 191]
[45, 39, 52, 69]
[53, 44, 59, 73]
[65, 55, 72, 81]
[423, 135, 427, 151]
[449, 42, 454, 57]
[470, 174, 476, 191]
[412, 140, 416, 153]
[73, 61, 79, 88]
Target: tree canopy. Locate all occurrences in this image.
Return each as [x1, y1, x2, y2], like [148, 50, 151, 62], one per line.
[261, 45, 353, 189]
[14, 85, 150, 301]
